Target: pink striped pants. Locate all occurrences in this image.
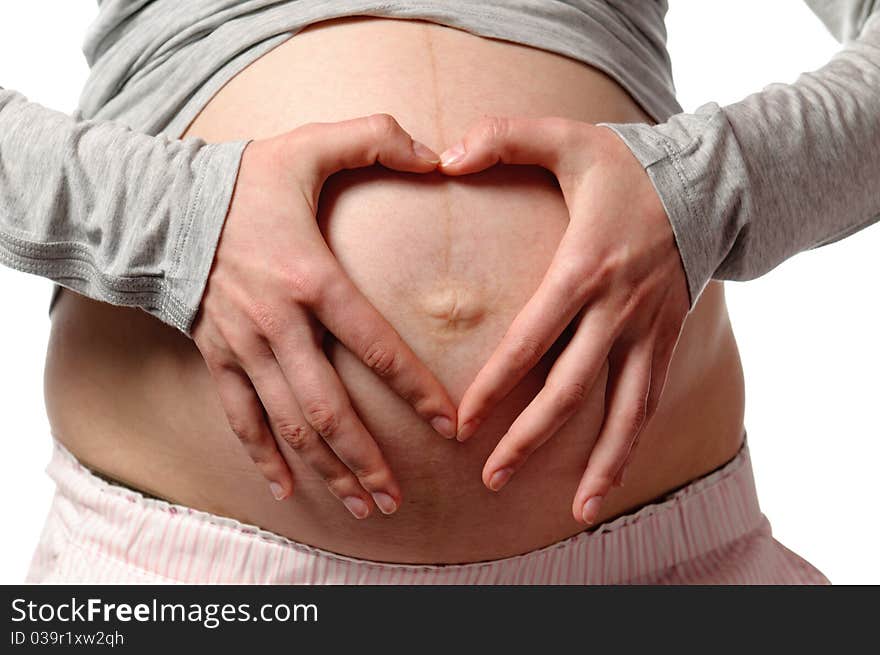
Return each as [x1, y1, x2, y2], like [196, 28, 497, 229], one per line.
[26, 440, 828, 584]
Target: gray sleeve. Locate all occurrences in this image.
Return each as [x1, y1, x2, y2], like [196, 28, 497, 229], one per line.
[599, 5, 880, 307]
[0, 88, 249, 334]
[804, 0, 877, 40]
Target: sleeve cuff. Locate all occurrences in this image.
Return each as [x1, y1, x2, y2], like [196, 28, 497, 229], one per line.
[598, 121, 715, 309]
[161, 139, 250, 335]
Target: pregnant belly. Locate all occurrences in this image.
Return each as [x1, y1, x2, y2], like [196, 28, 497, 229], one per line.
[44, 17, 746, 563]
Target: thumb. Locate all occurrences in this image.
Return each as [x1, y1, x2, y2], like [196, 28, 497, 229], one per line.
[438, 116, 572, 175]
[302, 113, 439, 181]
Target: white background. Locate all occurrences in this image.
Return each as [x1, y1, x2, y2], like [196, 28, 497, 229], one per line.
[1, 1, 878, 583]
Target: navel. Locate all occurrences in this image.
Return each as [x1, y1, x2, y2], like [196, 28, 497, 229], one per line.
[421, 285, 486, 330]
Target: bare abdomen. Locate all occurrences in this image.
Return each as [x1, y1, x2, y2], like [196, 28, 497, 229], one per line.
[44, 17, 745, 563]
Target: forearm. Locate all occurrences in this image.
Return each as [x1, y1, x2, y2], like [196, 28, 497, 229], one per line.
[601, 10, 880, 306]
[0, 88, 247, 334]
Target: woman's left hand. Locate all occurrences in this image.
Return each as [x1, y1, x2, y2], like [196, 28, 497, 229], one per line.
[438, 117, 690, 525]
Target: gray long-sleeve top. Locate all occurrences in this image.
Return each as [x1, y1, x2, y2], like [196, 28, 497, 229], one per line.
[1, 1, 878, 336]
[604, 1, 880, 305]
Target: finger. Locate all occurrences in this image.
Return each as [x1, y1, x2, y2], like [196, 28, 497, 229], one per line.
[245, 355, 377, 520]
[303, 113, 440, 180]
[613, 332, 678, 486]
[209, 362, 295, 501]
[438, 116, 574, 173]
[310, 266, 457, 438]
[271, 331, 403, 515]
[455, 241, 600, 442]
[572, 341, 653, 525]
[481, 309, 613, 491]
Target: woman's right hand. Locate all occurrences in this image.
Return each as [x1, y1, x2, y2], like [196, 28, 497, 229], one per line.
[191, 114, 457, 519]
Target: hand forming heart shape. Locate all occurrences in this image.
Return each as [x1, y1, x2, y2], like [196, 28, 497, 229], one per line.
[437, 116, 690, 525]
[193, 113, 689, 525]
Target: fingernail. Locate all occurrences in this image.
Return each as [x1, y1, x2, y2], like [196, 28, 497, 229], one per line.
[343, 496, 370, 519]
[581, 496, 603, 525]
[456, 417, 482, 442]
[371, 492, 398, 515]
[431, 416, 456, 439]
[439, 143, 466, 167]
[269, 482, 286, 501]
[488, 467, 514, 492]
[412, 139, 440, 163]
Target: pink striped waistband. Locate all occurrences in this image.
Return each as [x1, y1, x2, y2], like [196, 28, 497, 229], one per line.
[29, 438, 822, 584]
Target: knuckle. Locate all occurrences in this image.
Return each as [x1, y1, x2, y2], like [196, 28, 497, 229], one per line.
[589, 255, 618, 289]
[242, 339, 276, 365]
[276, 421, 312, 451]
[362, 340, 399, 379]
[284, 265, 328, 306]
[228, 418, 260, 446]
[367, 113, 400, 140]
[303, 401, 341, 439]
[248, 446, 273, 467]
[353, 467, 387, 491]
[247, 301, 282, 338]
[616, 275, 646, 314]
[325, 475, 356, 499]
[211, 357, 241, 376]
[477, 116, 507, 150]
[509, 335, 544, 371]
[552, 380, 589, 413]
[391, 378, 420, 406]
[198, 340, 232, 368]
[503, 440, 534, 467]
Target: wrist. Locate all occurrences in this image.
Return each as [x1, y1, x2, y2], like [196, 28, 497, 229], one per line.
[173, 139, 250, 336]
